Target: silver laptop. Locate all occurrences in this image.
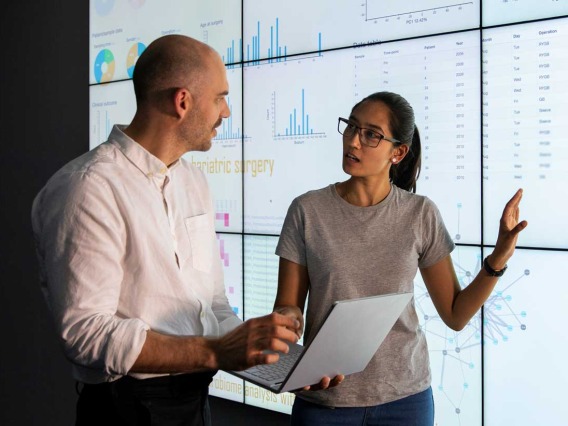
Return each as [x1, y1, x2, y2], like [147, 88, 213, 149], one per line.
[227, 292, 413, 394]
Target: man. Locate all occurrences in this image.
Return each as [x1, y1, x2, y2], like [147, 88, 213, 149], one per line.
[31, 35, 302, 425]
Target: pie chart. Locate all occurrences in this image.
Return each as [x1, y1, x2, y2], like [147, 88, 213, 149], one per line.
[94, 48, 115, 83]
[127, 42, 146, 78]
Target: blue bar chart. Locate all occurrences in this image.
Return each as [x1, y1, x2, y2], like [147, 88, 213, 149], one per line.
[272, 89, 325, 138]
[222, 38, 242, 64]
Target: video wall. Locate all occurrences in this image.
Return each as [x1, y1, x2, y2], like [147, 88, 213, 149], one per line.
[90, 1, 568, 424]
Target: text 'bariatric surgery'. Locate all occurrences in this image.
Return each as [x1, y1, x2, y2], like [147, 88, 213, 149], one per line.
[190, 156, 274, 177]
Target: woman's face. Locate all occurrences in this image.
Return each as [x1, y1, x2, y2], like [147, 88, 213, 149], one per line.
[341, 100, 400, 181]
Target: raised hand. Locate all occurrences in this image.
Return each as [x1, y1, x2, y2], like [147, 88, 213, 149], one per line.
[488, 188, 528, 269]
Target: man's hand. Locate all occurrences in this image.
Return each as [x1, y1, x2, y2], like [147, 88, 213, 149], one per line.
[210, 312, 300, 371]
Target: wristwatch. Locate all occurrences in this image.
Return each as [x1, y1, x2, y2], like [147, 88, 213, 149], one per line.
[483, 256, 507, 277]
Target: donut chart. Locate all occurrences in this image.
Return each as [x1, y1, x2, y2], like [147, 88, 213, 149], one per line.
[126, 42, 146, 78]
[94, 49, 115, 83]
[94, 0, 115, 16]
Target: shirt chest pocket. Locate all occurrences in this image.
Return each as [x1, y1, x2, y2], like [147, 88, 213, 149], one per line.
[184, 214, 214, 273]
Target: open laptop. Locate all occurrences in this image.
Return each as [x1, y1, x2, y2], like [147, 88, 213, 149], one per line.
[227, 292, 413, 394]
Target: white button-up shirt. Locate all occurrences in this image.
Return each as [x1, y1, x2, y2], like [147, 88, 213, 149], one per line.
[31, 125, 241, 383]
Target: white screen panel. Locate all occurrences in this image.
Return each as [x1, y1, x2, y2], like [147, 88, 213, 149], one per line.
[482, 19, 568, 248]
[243, 0, 480, 61]
[243, 52, 349, 234]
[484, 248, 568, 426]
[483, 0, 568, 27]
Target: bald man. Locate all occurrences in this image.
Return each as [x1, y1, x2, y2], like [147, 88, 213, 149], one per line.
[31, 35, 301, 425]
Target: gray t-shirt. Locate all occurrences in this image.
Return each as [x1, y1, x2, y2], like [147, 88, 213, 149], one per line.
[275, 184, 455, 407]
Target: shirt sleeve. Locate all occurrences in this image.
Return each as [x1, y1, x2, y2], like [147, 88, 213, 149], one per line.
[418, 197, 456, 269]
[275, 197, 307, 266]
[32, 170, 149, 377]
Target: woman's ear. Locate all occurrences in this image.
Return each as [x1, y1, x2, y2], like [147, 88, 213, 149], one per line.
[392, 144, 410, 164]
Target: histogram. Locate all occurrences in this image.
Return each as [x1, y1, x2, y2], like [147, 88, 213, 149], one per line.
[274, 89, 324, 138]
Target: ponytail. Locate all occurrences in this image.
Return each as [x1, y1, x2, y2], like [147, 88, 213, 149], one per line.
[390, 124, 421, 193]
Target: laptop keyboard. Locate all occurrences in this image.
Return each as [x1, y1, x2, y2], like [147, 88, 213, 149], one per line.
[245, 344, 304, 383]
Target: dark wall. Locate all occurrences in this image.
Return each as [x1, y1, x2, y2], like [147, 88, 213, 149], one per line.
[0, 2, 289, 425]
[1, 2, 89, 425]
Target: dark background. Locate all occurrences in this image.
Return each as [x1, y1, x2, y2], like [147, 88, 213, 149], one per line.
[0, 2, 288, 425]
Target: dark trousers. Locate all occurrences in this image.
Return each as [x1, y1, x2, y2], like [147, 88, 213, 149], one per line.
[76, 372, 214, 426]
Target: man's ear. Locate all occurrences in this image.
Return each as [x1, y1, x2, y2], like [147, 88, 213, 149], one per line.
[174, 87, 193, 118]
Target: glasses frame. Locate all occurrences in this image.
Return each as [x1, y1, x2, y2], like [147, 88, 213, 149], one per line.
[337, 117, 401, 148]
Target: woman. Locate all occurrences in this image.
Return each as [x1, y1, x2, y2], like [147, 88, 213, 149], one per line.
[273, 91, 527, 425]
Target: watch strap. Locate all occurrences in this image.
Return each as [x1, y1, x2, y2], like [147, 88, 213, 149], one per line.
[483, 256, 507, 277]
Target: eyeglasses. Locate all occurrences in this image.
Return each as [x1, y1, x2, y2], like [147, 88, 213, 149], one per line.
[337, 117, 400, 148]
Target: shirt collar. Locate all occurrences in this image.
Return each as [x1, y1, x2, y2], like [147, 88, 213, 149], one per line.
[108, 125, 179, 179]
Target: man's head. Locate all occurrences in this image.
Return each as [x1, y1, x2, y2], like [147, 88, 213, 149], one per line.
[132, 35, 211, 106]
[129, 35, 230, 159]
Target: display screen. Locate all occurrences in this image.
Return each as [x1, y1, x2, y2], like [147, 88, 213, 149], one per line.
[89, 1, 568, 423]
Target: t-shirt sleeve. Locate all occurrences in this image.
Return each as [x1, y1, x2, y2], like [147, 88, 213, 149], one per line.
[275, 197, 307, 266]
[418, 197, 456, 269]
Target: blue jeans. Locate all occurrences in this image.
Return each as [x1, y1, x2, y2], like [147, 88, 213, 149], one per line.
[290, 387, 434, 426]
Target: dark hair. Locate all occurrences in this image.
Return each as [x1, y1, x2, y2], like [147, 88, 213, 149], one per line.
[351, 91, 422, 193]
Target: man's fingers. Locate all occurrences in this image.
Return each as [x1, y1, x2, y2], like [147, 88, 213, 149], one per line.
[267, 336, 292, 353]
[256, 351, 281, 366]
